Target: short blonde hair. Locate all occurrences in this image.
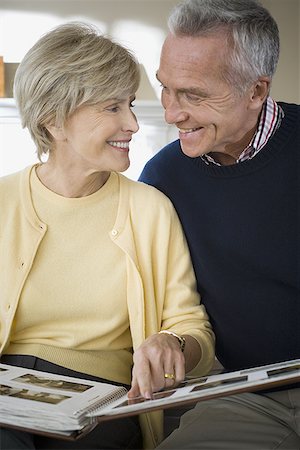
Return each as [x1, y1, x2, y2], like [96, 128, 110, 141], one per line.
[14, 22, 140, 160]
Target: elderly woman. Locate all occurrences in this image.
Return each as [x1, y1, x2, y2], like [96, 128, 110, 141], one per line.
[0, 22, 215, 449]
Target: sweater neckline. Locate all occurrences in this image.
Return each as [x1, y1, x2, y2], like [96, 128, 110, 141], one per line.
[186, 102, 298, 178]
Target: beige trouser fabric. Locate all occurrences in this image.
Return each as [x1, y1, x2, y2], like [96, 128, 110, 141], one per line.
[158, 388, 300, 450]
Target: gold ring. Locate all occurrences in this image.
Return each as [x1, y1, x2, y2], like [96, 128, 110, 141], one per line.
[164, 373, 175, 380]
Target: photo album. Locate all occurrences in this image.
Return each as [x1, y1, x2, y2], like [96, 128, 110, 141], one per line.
[0, 358, 299, 440]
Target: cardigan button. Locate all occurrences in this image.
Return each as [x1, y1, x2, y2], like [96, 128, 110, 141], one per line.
[111, 229, 118, 237]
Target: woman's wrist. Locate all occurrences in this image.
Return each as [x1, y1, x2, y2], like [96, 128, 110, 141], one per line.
[158, 330, 186, 352]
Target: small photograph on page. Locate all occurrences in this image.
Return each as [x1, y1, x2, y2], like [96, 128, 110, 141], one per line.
[178, 376, 208, 387]
[267, 364, 300, 378]
[191, 375, 248, 392]
[115, 389, 176, 408]
[13, 373, 92, 393]
[0, 383, 70, 404]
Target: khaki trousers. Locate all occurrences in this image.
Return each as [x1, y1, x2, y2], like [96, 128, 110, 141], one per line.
[158, 388, 300, 450]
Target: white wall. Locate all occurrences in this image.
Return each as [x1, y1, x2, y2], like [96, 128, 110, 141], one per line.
[1, 0, 299, 102]
[261, 0, 300, 103]
[0, 0, 180, 100]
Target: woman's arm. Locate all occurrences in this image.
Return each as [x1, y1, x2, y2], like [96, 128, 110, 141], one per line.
[126, 182, 215, 399]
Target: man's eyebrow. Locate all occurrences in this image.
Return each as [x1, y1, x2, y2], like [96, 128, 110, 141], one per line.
[156, 72, 208, 97]
[178, 87, 206, 95]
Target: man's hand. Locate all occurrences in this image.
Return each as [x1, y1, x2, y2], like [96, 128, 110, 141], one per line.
[128, 332, 185, 399]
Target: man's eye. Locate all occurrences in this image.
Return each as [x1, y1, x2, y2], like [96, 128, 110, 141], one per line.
[186, 93, 200, 102]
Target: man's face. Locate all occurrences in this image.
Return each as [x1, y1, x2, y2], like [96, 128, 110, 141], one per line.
[157, 34, 263, 163]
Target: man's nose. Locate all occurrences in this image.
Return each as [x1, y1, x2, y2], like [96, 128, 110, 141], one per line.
[162, 95, 188, 125]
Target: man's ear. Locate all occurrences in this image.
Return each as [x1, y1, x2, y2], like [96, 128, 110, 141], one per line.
[45, 124, 66, 141]
[249, 77, 271, 110]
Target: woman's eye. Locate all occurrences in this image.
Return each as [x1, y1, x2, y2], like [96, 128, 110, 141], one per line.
[106, 106, 119, 113]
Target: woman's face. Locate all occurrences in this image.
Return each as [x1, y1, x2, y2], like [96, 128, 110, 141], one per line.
[50, 95, 139, 173]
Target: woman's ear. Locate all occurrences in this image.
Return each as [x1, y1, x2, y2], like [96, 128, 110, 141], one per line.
[249, 77, 271, 110]
[45, 124, 66, 141]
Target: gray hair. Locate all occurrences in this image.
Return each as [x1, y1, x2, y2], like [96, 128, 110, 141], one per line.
[14, 22, 140, 160]
[168, 0, 280, 93]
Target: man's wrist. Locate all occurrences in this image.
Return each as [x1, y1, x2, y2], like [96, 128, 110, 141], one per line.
[159, 330, 186, 352]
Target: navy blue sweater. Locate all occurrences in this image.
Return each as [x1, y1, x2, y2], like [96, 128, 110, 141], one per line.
[139, 102, 300, 371]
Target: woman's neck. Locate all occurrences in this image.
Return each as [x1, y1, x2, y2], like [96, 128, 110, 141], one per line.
[35, 163, 110, 198]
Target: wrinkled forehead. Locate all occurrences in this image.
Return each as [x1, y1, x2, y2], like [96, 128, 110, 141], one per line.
[158, 33, 230, 87]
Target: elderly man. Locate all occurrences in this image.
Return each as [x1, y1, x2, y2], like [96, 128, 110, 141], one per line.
[140, 0, 300, 448]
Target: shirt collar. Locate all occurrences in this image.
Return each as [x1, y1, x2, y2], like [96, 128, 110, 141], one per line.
[202, 97, 284, 166]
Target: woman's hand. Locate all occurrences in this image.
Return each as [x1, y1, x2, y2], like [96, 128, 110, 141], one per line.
[128, 332, 185, 399]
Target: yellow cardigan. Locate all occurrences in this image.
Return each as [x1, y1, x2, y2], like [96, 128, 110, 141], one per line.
[0, 165, 215, 448]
